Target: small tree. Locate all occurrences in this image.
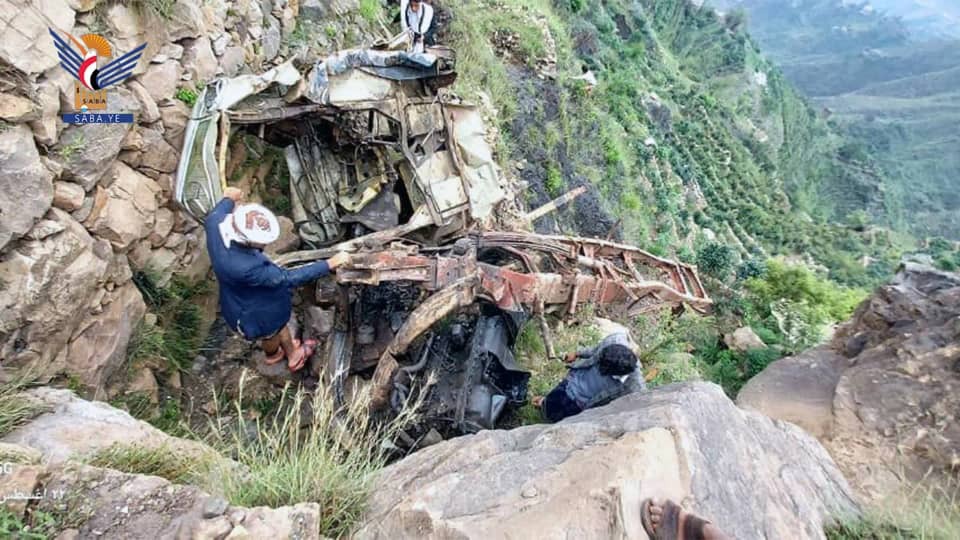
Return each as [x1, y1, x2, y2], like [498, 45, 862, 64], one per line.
[696, 242, 735, 280]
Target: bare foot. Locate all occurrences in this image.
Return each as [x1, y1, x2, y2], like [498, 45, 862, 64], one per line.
[531, 395, 544, 407]
[288, 339, 317, 372]
[641, 498, 729, 540]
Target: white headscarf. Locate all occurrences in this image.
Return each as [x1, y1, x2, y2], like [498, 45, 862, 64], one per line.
[219, 203, 280, 248]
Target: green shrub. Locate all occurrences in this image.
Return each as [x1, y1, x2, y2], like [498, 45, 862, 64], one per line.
[130, 273, 209, 371]
[545, 164, 564, 196]
[175, 87, 198, 107]
[358, 0, 381, 22]
[0, 508, 59, 540]
[696, 242, 735, 279]
[745, 260, 865, 322]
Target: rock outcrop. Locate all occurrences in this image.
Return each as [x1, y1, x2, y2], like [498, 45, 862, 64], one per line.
[0, 456, 324, 539]
[739, 263, 960, 503]
[1, 388, 215, 464]
[0, 389, 324, 539]
[358, 382, 858, 539]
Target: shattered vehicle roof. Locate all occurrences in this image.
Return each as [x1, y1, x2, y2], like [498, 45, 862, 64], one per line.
[175, 43, 505, 249]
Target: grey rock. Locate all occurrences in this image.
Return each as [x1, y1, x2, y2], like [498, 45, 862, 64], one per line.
[182, 37, 218, 84]
[128, 81, 160, 124]
[52, 88, 139, 190]
[358, 382, 858, 539]
[65, 282, 145, 389]
[0, 125, 54, 250]
[263, 15, 282, 61]
[53, 182, 85, 212]
[1, 387, 219, 465]
[723, 326, 767, 352]
[0, 208, 112, 380]
[159, 101, 191, 149]
[136, 61, 184, 103]
[740, 263, 960, 505]
[202, 496, 229, 518]
[0, 0, 75, 74]
[220, 46, 246, 77]
[83, 162, 160, 251]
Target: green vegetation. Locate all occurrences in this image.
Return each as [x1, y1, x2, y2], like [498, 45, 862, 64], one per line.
[0, 508, 59, 540]
[175, 87, 198, 107]
[742, 260, 865, 351]
[445, 0, 906, 288]
[130, 272, 208, 372]
[358, 0, 382, 23]
[728, 0, 960, 242]
[56, 134, 86, 161]
[696, 242, 735, 280]
[85, 443, 206, 485]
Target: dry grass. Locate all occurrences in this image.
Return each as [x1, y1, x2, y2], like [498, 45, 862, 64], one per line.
[827, 480, 960, 540]
[0, 373, 47, 437]
[202, 371, 424, 537]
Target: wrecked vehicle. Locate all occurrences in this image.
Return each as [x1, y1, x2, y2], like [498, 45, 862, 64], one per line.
[175, 40, 711, 438]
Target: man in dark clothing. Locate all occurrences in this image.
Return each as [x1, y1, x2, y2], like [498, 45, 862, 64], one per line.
[532, 331, 645, 422]
[204, 188, 350, 371]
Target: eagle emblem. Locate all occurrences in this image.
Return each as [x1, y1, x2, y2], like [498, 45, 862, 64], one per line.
[48, 29, 146, 91]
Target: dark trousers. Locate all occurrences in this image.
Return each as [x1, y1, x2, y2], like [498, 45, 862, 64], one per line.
[542, 380, 583, 423]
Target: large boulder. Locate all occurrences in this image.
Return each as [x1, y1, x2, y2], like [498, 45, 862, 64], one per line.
[52, 88, 139, 190]
[723, 326, 767, 352]
[1, 388, 216, 465]
[739, 263, 960, 504]
[136, 60, 184, 104]
[181, 36, 218, 83]
[24, 463, 324, 539]
[83, 162, 161, 251]
[358, 382, 858, 539]
[0, 0, 75, 75]
[65, 282, 146, 389]
[0, 125, 54, 250]
[0, 209, 110, 379]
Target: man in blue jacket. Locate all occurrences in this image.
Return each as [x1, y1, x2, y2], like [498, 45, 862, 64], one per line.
[204, 187, 350, 371]
[532, 331, 645, 422]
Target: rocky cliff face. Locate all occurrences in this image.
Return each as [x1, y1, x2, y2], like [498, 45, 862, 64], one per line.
[359, 382, 858, 539]
[0, 0, 377, 393]
[739, 263, 960, 503]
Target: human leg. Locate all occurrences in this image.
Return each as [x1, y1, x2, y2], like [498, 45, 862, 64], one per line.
[541, 381, 583, 423]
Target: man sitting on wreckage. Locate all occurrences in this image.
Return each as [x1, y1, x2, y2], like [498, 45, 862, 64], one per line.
[204, 187, 351, 371]
[532, 329, 645, 423]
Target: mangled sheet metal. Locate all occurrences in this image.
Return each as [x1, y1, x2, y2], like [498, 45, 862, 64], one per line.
[175, 41, 504, 248]
[292, 231, 712, 410]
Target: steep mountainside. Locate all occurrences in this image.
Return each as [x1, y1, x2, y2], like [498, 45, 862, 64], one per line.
[714, 0, 960, 241]
[446, 0, 907, 287]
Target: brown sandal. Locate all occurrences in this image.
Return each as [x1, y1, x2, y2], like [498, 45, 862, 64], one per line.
[640, 498, 710, 540]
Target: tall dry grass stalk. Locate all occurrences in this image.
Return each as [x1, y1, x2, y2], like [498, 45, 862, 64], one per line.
[203, 370, 428, 537]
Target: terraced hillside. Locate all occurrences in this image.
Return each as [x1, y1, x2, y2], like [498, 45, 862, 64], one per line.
[715, 0, 960, 241]
[444, 0, 906, 286]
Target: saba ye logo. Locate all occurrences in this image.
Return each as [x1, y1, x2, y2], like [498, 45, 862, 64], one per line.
[48, 28, 146, 124]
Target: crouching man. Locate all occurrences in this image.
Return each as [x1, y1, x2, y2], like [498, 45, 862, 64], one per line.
[204, 187, 350, 372]
[532, 331, 645, 422]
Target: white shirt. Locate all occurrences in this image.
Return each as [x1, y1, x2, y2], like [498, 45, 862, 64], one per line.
[400, 0, 434, 38]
